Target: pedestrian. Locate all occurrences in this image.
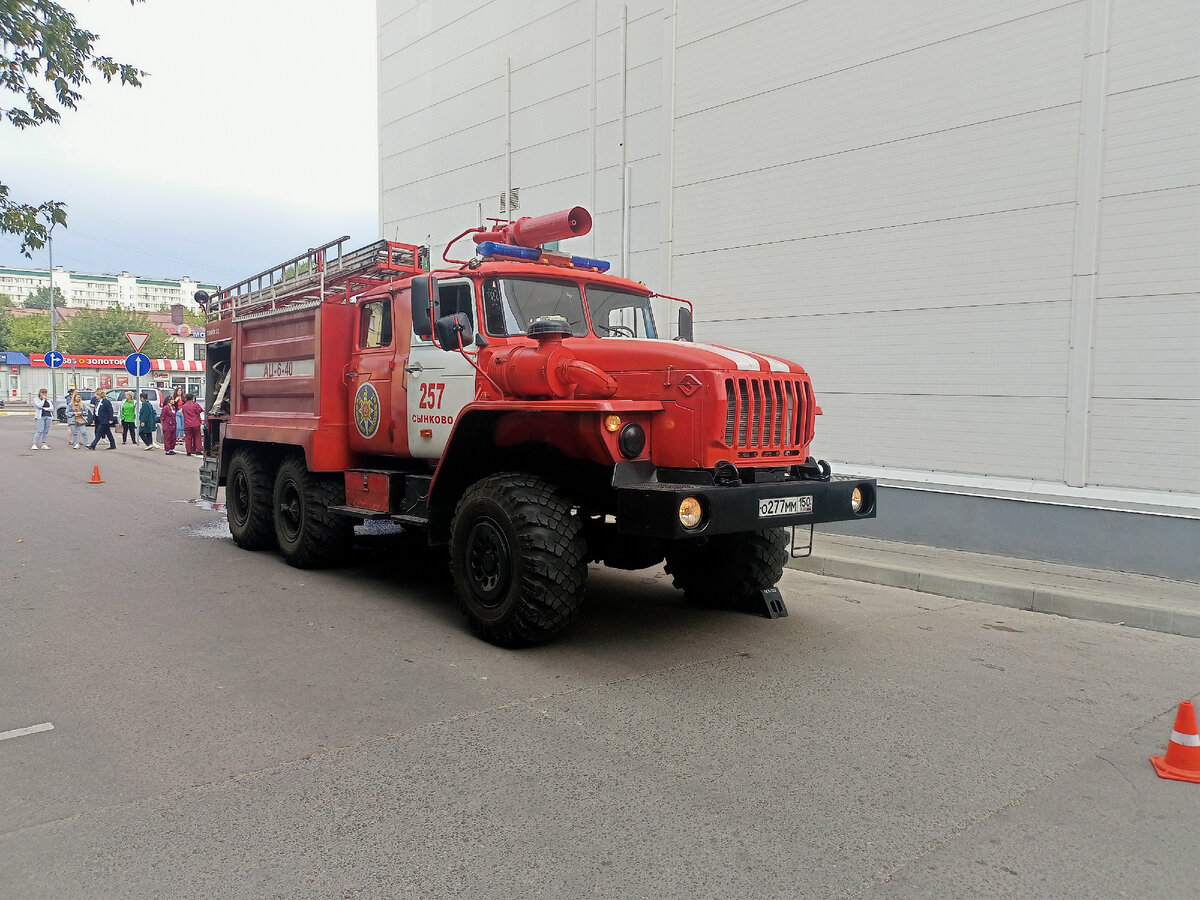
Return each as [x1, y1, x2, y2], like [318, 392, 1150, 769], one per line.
[180, 393, 204, 456]
[31, 387, 52, 450]
[171, 386, 185, 439]
[119, 391, 137, 444]
[160, 391, 178, 455]
[88, 389, 117, 450]
[136, 392, 157, 450]
[68, 390, 92, 449]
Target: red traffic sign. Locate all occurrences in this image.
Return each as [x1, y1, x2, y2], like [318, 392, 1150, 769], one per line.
[126, 331, 150, 352]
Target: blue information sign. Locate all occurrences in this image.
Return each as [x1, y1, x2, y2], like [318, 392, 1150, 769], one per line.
[44, 351, 64, 368]
[125, 353, 151, 377]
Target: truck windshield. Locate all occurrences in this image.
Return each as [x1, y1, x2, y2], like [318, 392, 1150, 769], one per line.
[482, 277, 588, 337]
[586, 287, 659, 338]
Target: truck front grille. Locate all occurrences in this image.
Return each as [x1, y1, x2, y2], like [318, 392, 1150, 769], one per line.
[722, 376, 813, 456]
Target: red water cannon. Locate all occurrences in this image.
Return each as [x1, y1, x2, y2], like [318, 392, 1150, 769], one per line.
[472, 206, 592, 249]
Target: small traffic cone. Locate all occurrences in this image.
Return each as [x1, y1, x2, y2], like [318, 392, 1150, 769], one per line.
[88, 465, 104, 485]
[1150, 700, 1200, 784]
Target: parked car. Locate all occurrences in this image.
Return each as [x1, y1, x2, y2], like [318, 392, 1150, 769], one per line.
[101, 387, 169, 426]
[54, 390, 97, 422]
[55, 387, 168, 424]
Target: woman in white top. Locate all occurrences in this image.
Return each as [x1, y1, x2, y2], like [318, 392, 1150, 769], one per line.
[32, 387, 53, 449]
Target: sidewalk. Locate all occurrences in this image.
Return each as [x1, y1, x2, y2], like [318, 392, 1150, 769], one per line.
[789, 532, 1199, 638]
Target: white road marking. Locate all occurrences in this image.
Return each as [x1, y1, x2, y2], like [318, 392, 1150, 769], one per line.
[0, 722, 54, 742]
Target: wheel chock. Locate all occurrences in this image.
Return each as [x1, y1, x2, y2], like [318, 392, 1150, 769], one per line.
[752, 587, 788, 618]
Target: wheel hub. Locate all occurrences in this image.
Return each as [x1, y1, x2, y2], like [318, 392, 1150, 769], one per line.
[279, 481, 302, 541]
[465, 517, 511, 606]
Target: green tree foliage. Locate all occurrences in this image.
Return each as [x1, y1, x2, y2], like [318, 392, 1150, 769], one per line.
[6, 311, 50, 356]
[61, 306, 171, 356]
[282, 261, 312, 280]
[21, 284, 66, 309]
[1, 1, 146, 255]
[0, 307, 10, 349]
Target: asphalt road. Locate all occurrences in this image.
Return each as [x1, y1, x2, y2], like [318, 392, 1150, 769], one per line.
[2, 416, 1198, 900]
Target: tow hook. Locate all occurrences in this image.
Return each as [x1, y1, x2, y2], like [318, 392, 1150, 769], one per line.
[793, 457, 832, 482]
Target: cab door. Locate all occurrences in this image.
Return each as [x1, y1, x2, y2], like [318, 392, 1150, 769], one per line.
[406, 278, 478, 458]
[347, 295, 398, 455]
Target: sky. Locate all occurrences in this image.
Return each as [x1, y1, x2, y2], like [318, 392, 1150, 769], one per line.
[1, 0, 379, 287]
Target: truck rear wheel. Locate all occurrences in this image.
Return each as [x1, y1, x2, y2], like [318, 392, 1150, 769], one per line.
[226, 448, 275, 551]
[664, 528, 789, 609]
[273, 455, 352, 569]
[450, 473, 586, 647]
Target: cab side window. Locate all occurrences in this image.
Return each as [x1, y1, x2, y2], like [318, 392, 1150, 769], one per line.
[359, 298, 392, 349]
[438, 283, 475, 330]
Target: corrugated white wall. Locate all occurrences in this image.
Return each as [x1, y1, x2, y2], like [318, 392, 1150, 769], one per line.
[378, 0, 666, 274]
[378, 0, 1199, 505]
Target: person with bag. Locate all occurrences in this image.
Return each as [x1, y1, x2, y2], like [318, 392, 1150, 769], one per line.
[69, 391, 92, 448]
[31, 387, 53, 450]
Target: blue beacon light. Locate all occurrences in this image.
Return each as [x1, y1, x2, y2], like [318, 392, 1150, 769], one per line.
[477, 241, 611, 273]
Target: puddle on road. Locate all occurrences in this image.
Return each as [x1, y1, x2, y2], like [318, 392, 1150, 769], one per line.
[185, 520, 233, 540]
[175, 503, 408, 544]
[175, 498, 225, 511]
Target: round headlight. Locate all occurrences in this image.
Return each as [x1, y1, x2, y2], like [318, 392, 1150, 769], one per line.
[679, 496, 703, 529]
[604, 414, 622, 433]
[618, 422, 646, 458]
[851, 487, 863, 513]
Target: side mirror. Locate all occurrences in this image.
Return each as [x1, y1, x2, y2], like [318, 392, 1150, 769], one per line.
[410, 274, 439, 340]
[677, 307, 694, 341]
[434, 312, 472, 352]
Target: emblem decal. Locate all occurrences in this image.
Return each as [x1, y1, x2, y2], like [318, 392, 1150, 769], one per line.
[353, 382, 381, 439]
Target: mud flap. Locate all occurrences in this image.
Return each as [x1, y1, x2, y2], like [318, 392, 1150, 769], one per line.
[199, 457, 219, 502]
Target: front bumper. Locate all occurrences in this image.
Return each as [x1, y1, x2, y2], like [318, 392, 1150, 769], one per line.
[615, 476, 876, 539]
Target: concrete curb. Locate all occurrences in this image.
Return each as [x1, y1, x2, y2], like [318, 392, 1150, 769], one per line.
[788, 553, 1200, 639]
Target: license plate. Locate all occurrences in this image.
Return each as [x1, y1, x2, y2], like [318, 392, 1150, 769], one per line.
[759, 495, 813, 518]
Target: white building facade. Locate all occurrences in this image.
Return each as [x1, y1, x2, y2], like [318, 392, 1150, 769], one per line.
[0, 265, 217, 314]
[377, 0, 1199, 578]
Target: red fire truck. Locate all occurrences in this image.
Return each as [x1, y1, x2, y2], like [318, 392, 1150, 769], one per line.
[198, 208, 875, 645]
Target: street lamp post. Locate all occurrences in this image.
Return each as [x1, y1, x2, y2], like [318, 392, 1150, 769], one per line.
[47, 224, 58, 402]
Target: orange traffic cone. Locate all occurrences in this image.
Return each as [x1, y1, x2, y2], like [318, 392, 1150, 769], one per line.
[1151, 700, 1200, 784]
[88, 465, 104, 485]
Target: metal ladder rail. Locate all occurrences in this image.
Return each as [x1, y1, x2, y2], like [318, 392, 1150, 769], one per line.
[207, 239, 423, 325]
[221, 236, 352, 319]
[225, 240, 419, 320]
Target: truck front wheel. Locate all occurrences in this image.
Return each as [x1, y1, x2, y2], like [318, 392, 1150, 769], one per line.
[273, 455, 353, 569]
[664, 528, 789, 609]
[226, 448, 275, 551]
[450, 473, 587, 647]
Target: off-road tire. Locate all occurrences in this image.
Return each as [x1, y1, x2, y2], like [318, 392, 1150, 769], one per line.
[272, 455, 353, 569]
[450, 473, 587, 647]
[226, 448, 275, 551]
[664, 528, 789, 609]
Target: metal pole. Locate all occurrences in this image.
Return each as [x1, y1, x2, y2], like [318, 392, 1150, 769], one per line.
[48, 231, 56, 402]
[505, 57, 512, 222]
